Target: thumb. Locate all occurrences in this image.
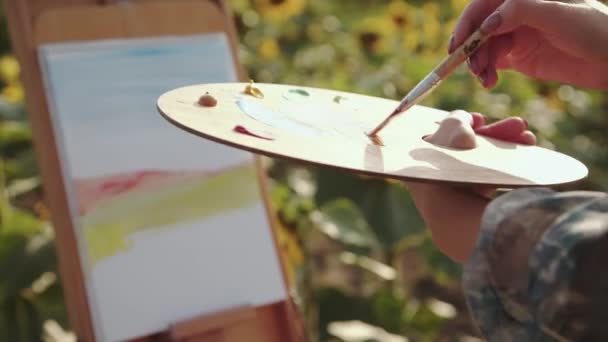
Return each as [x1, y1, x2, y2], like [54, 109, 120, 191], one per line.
[480, 0, 573, 37]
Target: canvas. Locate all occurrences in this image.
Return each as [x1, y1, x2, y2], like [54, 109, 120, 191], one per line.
[38, 33, 286, 342]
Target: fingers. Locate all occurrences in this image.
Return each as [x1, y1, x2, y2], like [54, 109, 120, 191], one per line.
[474, 117, 536, 145]
[518, 130, 537, 145]
[469, 43, 488, 76]
[450, 0, 501, 53]
[474, 117, 527, 139]
[470, 112, 486, 129]
[471, 34, 514, 87]
[491, 33, 515, 70]
[481, 0, 581, 38]
[429, 111, 536, 149]
[453, 0, 581, 85]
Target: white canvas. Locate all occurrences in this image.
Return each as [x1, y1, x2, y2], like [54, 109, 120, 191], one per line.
[38, 33, 286, 342]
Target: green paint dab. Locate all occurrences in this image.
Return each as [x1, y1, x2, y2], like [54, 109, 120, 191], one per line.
[288, 89, 310, 96]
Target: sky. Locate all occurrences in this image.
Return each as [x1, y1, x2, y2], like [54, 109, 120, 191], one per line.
[39, 34, 249, 179]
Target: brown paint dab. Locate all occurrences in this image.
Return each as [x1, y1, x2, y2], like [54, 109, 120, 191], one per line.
[198, 92, 217, 107]
[368, 134, 385, 146]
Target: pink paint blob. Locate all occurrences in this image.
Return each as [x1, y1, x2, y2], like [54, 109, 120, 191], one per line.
[233, 125, 275, 141]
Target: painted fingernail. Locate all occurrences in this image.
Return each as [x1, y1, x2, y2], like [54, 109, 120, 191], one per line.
[478, 71, 487, 86]
[470, 55, 479, 74]
[480, 11, 502, 34]
[448, 35, 455, 53]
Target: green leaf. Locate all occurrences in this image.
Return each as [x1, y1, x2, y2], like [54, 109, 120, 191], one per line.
[0, 295, 42, 342]
[2, 206, 45, 236]
[315, 198, 381, 254]
[0, 234, 27, 303]
[0, 231, 57, 304]
[316, 287, 374, 341]
[30, 281, 69, 330]
[417, 235, 462, 280]
[314, 167, 426, 251]
[370, 288, 404, 334]
[0, 121, 32, 153]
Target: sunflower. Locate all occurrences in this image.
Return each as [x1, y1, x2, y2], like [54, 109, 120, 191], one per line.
[2, 83, 24, 103]
[387, 0, 416, 31]
[386, 1, 419, 52]
[421, 2, 442, 48]
[451, 0, 469, 14]
[258, 38, 280, 60]
[0, 55, 24, 103]
[0, 55, 20, 83]
[255, 0, 306, 22]
[356, 16, 394, 56]
[273, 219, 304, 288]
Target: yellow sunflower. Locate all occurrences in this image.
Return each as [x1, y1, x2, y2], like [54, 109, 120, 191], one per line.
[273, 220, 304, 287]
[421, 2, 442, 45]
[0, 55, 20, 83]
[386, 1, 420, 52]
[387, 0, 416, 31]
[255, 0, 306, 22]
[356, 16, 394, 56]
[451, 0, 469, 14]
[2, 83, 24, 103]
[0, 55, 24, 103]
[258, 38, 280, 60]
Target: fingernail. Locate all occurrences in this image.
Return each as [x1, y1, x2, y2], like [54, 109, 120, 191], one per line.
[448, 35, 455, 53]
[480, 11, 502, 34]
[478, 71, 486, 86]
[523, 118, 529, 129]
[470, 55, 479, 74]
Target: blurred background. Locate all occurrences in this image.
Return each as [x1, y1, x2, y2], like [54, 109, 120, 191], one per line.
[1, 0, 607, 341]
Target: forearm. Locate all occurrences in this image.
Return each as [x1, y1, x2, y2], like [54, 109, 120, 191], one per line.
[405, 182, 490, 263]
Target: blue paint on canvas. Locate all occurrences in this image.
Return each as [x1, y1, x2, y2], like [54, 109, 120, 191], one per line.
[39, 34, 244, 178]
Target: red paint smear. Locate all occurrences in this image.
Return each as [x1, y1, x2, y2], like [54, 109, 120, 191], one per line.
[233, 125, 275, 141]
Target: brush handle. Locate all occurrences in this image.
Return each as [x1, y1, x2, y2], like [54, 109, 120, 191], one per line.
[402, 28, 489, 108]
[435, 28, 488, 78]
[367, 28, 489, 138]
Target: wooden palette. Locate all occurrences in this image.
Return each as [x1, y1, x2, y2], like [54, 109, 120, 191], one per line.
[157, 82, 588, 187]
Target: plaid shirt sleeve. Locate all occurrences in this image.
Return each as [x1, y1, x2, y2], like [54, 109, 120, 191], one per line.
[462, 187, 608, 342]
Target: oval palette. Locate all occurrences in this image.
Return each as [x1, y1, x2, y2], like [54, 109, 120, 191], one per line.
[157, 82, 588, 187]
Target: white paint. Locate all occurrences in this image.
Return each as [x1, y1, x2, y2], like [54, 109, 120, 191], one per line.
[236, 96, 324, 137]
[237, 94, 371, 142]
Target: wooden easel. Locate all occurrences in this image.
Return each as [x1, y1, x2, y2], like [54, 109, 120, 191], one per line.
[3, 0, 304, 341]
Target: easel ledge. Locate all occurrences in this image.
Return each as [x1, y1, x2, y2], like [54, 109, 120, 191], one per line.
[129, 303, 294, 342]
[4, 0, 304, 341]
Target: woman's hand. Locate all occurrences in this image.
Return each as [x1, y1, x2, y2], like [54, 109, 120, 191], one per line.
[405, 110, 536, 263]
[449, 0, 608, 90]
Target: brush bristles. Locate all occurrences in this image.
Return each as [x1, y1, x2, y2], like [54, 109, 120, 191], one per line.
[367, 134, 385, 146]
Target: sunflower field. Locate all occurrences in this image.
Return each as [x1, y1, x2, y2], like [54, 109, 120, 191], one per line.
[1, 0, 608, 341]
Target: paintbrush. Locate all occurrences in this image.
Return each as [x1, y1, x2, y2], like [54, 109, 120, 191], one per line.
[367, 27, 490, 144]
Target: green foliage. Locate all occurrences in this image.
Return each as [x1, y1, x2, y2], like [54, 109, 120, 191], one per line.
[315, 167, 425, 251]
[0, 180, 68, 342]
[317, 198, 382, 254]
[231, 0, 608, 341]
[0, 4, 67, 336]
